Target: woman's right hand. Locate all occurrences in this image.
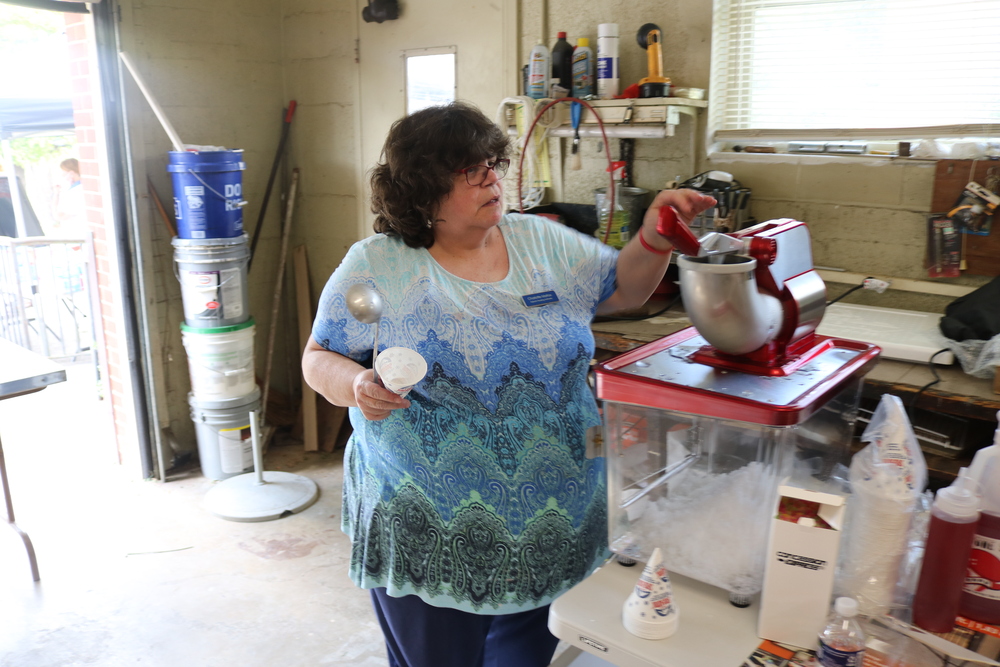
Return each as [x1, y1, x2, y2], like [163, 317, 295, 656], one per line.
[352, 369, 411, 421]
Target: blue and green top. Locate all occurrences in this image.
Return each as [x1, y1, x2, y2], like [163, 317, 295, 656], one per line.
[312, 213, 618, 613]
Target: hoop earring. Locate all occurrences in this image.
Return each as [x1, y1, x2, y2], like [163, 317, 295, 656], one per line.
[426, 219, 433, 229]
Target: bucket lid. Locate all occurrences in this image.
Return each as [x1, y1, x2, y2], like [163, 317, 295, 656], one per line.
[188, 386, 261, 412]
[181, 317, 255, 334]
[172, 234, 249, 249]
[167, 149, 246, 173]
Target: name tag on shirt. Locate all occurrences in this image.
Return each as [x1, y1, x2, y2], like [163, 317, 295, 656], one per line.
[522, 291, 559, 307]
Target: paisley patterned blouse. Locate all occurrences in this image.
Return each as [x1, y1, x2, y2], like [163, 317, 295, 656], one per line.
[312, 213, 618, 614]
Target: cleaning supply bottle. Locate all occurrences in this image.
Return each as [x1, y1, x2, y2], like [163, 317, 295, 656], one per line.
[912, 468, 981, 633]
[550, 32, 573, 97]
[817, 597, 866, 667]
[528, 40, 550, 99]
[596, 161, 630, 248]
[597, 23, 620, 99]
[571, 38, 594, 98]
[960, 412, 1000, 624]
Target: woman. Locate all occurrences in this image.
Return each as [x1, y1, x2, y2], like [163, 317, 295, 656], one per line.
[302, 101, 713, 667]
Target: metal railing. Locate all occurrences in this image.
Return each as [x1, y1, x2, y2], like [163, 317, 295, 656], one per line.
[0, 235, 99, 361]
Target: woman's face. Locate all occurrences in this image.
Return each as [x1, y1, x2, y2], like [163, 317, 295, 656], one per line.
[433, 158, 505, 231]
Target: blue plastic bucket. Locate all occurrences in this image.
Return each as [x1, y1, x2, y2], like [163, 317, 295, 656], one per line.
[168, 150, 246, 239]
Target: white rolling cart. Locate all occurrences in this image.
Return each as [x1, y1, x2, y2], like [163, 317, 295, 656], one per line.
[549, 560, 761, 667]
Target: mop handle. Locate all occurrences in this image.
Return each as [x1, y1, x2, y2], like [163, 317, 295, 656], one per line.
[119, 52, 186, 153]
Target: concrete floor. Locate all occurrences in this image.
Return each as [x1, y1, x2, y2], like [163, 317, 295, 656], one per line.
[0, 361, 388, 667]
[0, 361, 593, 667]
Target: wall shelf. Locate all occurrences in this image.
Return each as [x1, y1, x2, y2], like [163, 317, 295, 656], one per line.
[503, 97, 707, 139]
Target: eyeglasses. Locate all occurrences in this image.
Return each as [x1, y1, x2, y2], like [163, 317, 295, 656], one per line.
[455, 158, 510, 186]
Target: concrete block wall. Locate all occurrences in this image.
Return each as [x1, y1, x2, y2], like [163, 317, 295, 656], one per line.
[520, 0, 990, 288]
[106, 0, 988, 472]
[117, 0, 289, 457]
[281, 0, 362, 304]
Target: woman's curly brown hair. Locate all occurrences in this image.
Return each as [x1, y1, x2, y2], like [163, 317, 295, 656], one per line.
[370, 101, 510, 249]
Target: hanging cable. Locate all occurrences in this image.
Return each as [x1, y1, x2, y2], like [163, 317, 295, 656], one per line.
[496, 97, 562, 212]
[514, 97, 617, 243]
[907, 348, 952, 420]
[827, 277, 878, 306]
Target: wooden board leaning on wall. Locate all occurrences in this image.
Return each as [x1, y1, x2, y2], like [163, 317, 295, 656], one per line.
[931, 159, 1000, 276]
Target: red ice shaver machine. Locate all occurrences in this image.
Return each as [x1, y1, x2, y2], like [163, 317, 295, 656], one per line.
[595, 209, 881, 606]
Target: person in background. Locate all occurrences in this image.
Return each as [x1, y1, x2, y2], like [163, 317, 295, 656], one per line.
[53, 157, 86, 236]
[302, 101, 714, 667]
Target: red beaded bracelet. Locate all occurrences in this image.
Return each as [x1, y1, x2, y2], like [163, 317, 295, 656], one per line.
[638, 228, 671, 255]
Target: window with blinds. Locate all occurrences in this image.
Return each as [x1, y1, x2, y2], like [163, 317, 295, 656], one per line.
[709, 0, 1000, 142]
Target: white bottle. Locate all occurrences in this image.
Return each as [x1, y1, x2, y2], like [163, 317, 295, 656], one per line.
[571, 38, 594, 98]
[528, 40, 550, 99]
[597, 23, 620, 99]
[817, 597, 866, 667]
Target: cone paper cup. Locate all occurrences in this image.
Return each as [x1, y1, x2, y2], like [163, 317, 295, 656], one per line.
[622, 547, 679, 640]
[374, 347, 427, 396]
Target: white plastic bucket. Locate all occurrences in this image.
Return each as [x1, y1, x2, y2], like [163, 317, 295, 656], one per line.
[189, 388, 259, 481]
[172, 235, 250, 328]
[181, 319, 256, 400]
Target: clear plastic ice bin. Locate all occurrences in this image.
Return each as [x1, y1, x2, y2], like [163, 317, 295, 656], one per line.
[594, 327, 880, 605]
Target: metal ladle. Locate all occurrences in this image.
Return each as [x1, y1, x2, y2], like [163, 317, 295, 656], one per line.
[345, 283, 384, 384]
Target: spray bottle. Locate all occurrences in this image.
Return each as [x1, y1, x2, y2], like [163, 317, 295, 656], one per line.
[912, 468, 981, 633]
[597, 23, 620, 99]
[960, 412, 1000, 623]
[571, 38, 594, 98]
[528, 40, 550, 99]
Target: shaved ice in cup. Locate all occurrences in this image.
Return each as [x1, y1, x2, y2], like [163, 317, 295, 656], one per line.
[374, 347, 427, 396]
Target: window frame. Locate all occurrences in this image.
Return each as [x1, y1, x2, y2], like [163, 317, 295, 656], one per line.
[403, 46, 458, 116]
[708, 0, 1000, 148]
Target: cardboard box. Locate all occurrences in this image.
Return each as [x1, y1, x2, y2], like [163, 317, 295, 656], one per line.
[758, 481, 846, 650]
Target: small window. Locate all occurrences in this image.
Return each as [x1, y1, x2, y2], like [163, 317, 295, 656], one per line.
[405, 47, 456, 115]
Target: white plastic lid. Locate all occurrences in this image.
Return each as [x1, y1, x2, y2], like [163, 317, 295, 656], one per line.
[598, 23, 619, 37]
[934, 467, 981, 520]
[835, 597, 859, 617]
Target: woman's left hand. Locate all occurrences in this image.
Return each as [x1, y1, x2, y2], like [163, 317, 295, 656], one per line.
[638, 188, 716, 253]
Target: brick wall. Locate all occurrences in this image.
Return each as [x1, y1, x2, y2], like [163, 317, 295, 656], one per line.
[64, 13, 131, 463]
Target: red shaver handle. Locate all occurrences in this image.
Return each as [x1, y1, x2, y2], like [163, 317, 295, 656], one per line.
[655, 206, 701, 256]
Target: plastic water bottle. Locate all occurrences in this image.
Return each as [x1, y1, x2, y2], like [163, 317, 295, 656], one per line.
[817, 597, 866, 667]
[528, 40, 550, 99]
[960, 413, 1000, 624]
[912, 467, 981, 633]
[597, 23, 620, 99]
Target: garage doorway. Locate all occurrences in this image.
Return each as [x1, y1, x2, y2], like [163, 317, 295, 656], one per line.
[0, 2, 157, 480]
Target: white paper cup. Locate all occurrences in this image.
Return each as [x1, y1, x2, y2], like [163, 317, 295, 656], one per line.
[374, 347, 427, 396]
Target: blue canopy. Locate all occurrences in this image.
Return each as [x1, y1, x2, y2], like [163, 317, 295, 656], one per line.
[0, 97, 74, 137]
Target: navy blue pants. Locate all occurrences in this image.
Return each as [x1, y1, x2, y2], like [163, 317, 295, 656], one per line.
[369, 588, 560, 667]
